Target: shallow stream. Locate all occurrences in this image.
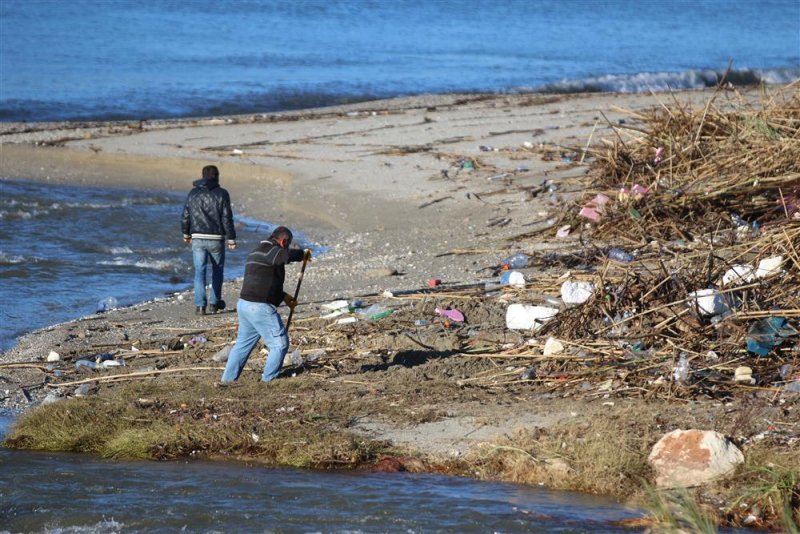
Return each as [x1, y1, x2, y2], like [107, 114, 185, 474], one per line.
[0, 416, 646, 533]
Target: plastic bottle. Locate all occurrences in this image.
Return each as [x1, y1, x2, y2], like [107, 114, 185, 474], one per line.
[673, 353, 690, 383]
[501, 253, 529, 269]
[608, 248, 633, 263]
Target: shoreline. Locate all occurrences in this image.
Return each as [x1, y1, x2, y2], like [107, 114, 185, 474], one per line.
[2, 86, 798, 530]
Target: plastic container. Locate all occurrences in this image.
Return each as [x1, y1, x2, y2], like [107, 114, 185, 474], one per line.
[501, 253, 529, 270]
[607, 248, 633, 263]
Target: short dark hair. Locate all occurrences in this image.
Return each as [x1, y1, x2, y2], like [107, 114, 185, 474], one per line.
[270, 225, 293, 243]
[202, 165, 219, 180]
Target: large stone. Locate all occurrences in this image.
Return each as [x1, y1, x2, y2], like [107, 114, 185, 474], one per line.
[648, 429, 744, 488]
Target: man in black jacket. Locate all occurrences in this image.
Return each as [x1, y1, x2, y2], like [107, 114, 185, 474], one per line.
[221, 226, 310, 383]
[181, 165, 236, 315]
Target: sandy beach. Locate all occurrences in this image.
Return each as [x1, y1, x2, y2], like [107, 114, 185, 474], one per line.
[2, 87, 798, 529]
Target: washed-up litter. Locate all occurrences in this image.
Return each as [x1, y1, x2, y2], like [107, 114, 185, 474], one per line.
[688, 289, 729, 316]
[746, 316, 794, 357]
[560, 280, 594, 306]
[506, 304, 559, 331]
[336, 317, 358, 325]
[500, 252, 528, 270]
[500, 271, 526, 288]
[435, 307, 464, 322]
[46, 351, 60, 362]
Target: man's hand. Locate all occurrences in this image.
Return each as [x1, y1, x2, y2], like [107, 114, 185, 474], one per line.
[283, 293, 297, 309]
[227, 241, 237, 250]
[183, 236, 192, 244]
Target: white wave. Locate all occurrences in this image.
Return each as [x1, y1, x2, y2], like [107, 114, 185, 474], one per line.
[40, 518, 124, 533]
[0, 251, 27, 264]
[98, 257, 184, 272]
[539, 67, 800, 94]
[108, 246, 133, 254]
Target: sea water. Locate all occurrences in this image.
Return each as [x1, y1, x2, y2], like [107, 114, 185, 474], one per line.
[0, 0, 798, 121]
[0, 179, 273, 352]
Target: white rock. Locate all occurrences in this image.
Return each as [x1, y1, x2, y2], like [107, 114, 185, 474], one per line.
[688, 288, 729, 316]
[648, 429, 744, 488]
[543, 337, 565, 356]
[506, 304, 559, 331]
[47, 351, 60, 362]
[721, 264, 755, 286]
[336, 317, 358, 324]
[560, 280, 594, 305]
[755, 256, 783, 279]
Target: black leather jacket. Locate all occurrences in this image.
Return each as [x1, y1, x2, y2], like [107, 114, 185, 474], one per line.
[181, 177, 236, 242]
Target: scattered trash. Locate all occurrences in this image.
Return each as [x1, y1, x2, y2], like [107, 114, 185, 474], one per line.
[543, 337, 565, 356]
[102, 359, 123, 368]
[520, 367, 537, 380]
[506, 304, 559, 331]
[688, 289, 729, 316]
[96, 296, 118, 313]
[435, 307, 464, 322]
[74, 359, 96, 370]
[46, 351, 60, 362]
[500, 271, 526, 288]
[185, 335, 207, 348]
[673, 353, 690, 383]
[607, 247, 633, 263]
[500, 252, 529, 270]
[653, 146, 664, 164]
[734, 366, 755, 385]
[555, 225, 571, 238]
[414, 319, 430, 326]
[579, 194, 610, 223]
[721, 265, 755, 286]
[336, 316, 358, 325]
[427, 279, 442, 288]
[746, 316, 793, 356]
[306, 350, 325, 362]
[560, 280, 594, 306]
[479, 145, 498, 152]
[370, 309, 394, 320]
[754, 256, 783, 279]
[322, 300, 349, 311]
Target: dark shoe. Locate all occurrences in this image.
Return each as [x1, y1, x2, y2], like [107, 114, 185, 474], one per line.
[195, 306, 206, 316]
[209, 300, 226, 314]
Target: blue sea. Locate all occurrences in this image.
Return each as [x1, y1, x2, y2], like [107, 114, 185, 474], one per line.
[0, 0, 798, 122]
[0, 0, 798, 351]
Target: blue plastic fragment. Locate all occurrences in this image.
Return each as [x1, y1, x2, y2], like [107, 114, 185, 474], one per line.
[745, 316, 794, 357]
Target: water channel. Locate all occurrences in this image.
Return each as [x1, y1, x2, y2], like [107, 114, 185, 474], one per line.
[0, 415, 647, 533]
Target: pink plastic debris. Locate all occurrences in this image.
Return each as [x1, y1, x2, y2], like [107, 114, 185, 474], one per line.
[556, 224, 571, 238]
[591, 193, 610, 207]
[654, 147, 664, 164]
[631, 184, 649, 196]
[579, 206, 601, 222]
[435, 307, 464, 322]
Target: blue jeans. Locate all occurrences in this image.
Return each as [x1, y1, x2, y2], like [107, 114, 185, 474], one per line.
[192, 239, 225, 308]
[221, 299, 288, 383]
